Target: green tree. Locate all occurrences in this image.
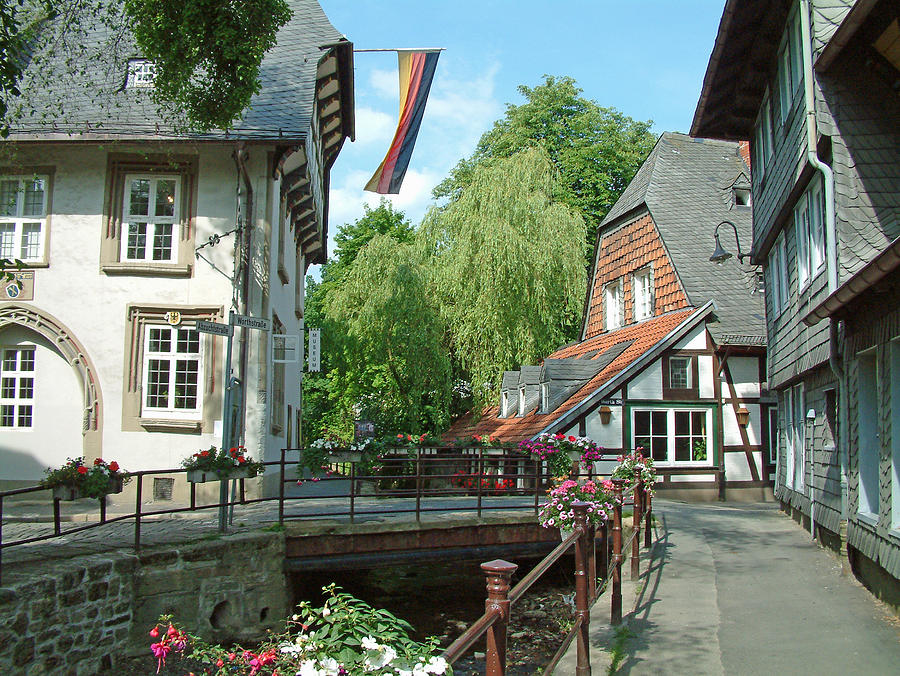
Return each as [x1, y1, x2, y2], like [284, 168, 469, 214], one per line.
[1, 0, 291, 136]
[421, 146, 587, 410]
[330, 200, 415, 276]
[433, 75, 655, 250]
[321, 234, 452, 437]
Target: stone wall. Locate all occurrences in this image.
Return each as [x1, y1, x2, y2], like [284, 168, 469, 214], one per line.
[0, 532, 288, 675]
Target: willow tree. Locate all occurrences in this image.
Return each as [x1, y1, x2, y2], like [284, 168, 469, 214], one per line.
[322, 234, 452, 437]
[421, 147, 587, 410]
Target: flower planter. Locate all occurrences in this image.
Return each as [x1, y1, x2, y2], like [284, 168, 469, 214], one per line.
[52, 476, 124, 501]
[326, 451, 362, 464]
[186, 467, 257, 484]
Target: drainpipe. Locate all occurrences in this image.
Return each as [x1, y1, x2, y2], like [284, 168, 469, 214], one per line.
[233, 144, 253, 447]
[800, 0, 841, 541]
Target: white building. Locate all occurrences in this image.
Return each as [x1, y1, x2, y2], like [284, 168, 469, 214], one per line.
[0, 0, 354, 498]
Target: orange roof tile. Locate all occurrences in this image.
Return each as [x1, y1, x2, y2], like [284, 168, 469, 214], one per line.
[444, 307, 700, 444]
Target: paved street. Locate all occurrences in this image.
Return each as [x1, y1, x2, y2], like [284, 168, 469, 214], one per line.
[562, 501, 900, 675]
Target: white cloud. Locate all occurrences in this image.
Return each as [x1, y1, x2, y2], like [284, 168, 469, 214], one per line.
[353, 107, 395, 146]
[370, 68, 398, 99]
[426, 62, 503, 155]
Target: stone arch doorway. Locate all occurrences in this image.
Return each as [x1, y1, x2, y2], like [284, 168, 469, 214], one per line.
[0, 304, 103, 479]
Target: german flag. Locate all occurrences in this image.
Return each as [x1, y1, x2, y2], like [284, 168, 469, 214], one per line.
[365, 50, 440, 194]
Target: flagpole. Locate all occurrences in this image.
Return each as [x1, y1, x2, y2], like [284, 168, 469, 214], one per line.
[354, 48, 445, 53]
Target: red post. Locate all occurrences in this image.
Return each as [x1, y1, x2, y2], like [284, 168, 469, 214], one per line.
[481, 559, 518, 676]
[644, 486, 652, 549]
[572, 502, 591, 676]
[632, 470, 643, 581]
[610, 478, 625, 625]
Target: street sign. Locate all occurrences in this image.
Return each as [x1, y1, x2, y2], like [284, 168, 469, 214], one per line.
[196, 320, 233, 337]
[308, 328, 321, 372]
[231, 314, 271, 331]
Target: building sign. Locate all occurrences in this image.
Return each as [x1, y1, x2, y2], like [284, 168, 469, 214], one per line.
[599, 398, 623, 406]
[3, 271, 34, 301]
[308, 328, 321, 372]
[165, 311, 182, 326]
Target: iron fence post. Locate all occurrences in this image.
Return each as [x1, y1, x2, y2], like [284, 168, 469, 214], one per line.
[134, 474, 143, 551]
[53, 497, 61, 535]
[481, 559, 517, 676]
[573, 502, 592, 676]
[477, 446, 484, 518]
[644, 485, 652, 549]
[416, 449, 423, 523]
[279, 447, 286, 526]
[611, 478, 625, 625]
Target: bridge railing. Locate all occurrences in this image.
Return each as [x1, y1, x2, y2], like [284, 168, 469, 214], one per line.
[0, 446, 620, 584]
[442, 474, 653, 676]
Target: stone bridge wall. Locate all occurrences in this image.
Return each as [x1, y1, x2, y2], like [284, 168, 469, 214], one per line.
[0, 531, 288, 676]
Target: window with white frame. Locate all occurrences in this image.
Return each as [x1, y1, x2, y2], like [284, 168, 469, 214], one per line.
[605, 280, 623, 331]
[121, 175, 180, 263]
[857, 350, 879, 517]
[795, 178, 826, 290]
[753, 92, 774, 178]
[633, 268, 653, 321]
[785, 384, 805, 491]
[541, 383, 550, 412]
[777, 10, 804, 126]
[633, 408, 712, 465]
[141, 326, 202, 418]
[126, 59, 156, 88]
[0, 176, 48, 264]
[271, 316, 285, 434]
[0, 346, 34, 428]
[518, 386, 527, 416]
[768, 233, 789, 314]
[501, 391, 510, 418]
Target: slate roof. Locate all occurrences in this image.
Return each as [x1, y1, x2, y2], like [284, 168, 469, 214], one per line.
[444, 308, 702, 444]
[596, 132, 766, 346]
[8, 0, 346, 141]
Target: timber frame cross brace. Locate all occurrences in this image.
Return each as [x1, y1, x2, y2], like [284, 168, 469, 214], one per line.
[719, 350, 761, 482]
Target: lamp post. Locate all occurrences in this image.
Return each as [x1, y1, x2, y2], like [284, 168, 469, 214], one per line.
[709, 220, 751, 264]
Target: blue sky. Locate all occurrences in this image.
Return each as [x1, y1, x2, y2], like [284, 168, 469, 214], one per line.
[317, 0, 726, 255]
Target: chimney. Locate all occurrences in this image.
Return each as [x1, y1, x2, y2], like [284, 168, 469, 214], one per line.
[738, 140, 751, 172]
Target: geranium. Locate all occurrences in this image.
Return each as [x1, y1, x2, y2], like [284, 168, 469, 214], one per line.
[182, 445, 264, 477]
[519, 433, 607, 478]
[612, 450, 656, 495]
[537, 478, 621, 530]
[147, 585, 451, 675]
[449, 471, 514, 495]
[41, 456, 130, 499]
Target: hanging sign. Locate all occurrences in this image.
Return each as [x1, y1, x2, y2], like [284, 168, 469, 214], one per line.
[308, 328, 321, 372]
[196, 320, 233, 337]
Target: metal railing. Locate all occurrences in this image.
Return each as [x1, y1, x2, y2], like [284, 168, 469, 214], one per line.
[441, 474, 653, 676]
[0, 446, 582, 583]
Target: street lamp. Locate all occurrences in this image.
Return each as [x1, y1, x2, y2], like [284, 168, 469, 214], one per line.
[709, 220, 750, 265]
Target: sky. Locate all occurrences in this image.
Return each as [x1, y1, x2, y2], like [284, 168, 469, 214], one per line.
[316, 0, 727, 266]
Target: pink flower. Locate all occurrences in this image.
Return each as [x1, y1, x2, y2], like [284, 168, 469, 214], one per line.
[149, 626, 159, 638]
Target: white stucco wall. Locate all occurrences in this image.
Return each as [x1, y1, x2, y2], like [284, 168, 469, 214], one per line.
[723, 402, 761, 446]
[699, 355, 715, 398]
[727, 356, 761, 398]
[0, 143, 302, 484]
[724, 450, 766, 482]
[585, 406, 623, 449]
[672, 325, 706, 351]
[628, 361, 662, 399]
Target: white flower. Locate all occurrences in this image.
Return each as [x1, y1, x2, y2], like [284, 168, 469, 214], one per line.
[298, 660, 324, 676]
[320, 657, 342, 675]
[425, 656, 448, 674]
[280, 642, 303, 655]
[361, 636, 380, 651]
[321, 606, 331, 617]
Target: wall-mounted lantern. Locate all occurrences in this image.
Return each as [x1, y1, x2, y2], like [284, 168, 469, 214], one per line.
[599, 406, 612, 425]
[736, 406, 750, 427]
[709, 220, 751, 265]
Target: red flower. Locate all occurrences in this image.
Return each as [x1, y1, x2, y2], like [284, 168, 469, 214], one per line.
[94, 458, 103, 465]
[108, 461, 119, 472]
[149, 626, 159, 638]
[200, 451, 210, 457]
[568, 435, 576, 442]
[237, 456, 246, 464]
[216, 659, 224, 668]
[77, 466, 89, 475]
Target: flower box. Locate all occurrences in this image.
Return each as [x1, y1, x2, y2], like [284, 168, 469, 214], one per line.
[53, 476, 124, 502]
[326, 451, 362, 464]
[186, 467, 256, 484]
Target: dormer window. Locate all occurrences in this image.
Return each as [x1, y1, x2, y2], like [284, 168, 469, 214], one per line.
[501, 391, 510, 418]
[633, 268, 653, 321]
[605, 280, 623, 331]
[541, 383, 550, 412]
[127, 59, 157, 88]
[733, 187, 751, 206]
[518, 386, 526, 416]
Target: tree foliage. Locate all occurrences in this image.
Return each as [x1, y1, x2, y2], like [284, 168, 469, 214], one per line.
[123, 0, 291, 131]
[433, 75, 655, 249]
[421, 146, 587, 410]
[321, 234, 452, 437]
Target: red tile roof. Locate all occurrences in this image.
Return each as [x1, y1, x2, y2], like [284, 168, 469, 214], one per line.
[444, 307, 701, 444]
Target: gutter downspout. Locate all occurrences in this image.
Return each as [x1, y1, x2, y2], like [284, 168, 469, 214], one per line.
[800, 0, 841, 541]
[233, 144, 253, 447]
